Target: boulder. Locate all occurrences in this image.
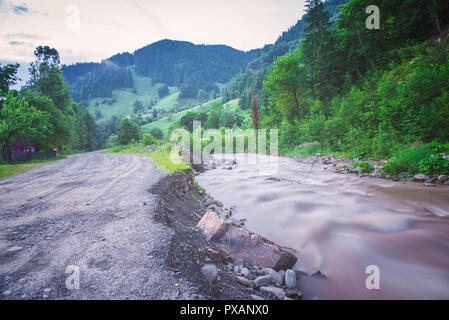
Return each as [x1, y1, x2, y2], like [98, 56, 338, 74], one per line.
[196, 212, 228, 241]
[438, 175, 448, 184]
[413, 174, 428, 182]
[217, 225, 297, 270]
[197, 213, 297, 271]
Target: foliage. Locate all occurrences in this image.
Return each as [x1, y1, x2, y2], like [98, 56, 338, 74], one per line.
[158, 84, 169, 98]
[418, 154, 449, 176]
[149, 127, 164, 140]
[0, 63, 20, 93]
[141, 133, 158, 146]
[352, 161, 374, 173]
[117, 118, 140, 145]
[250, 94, 260, 130]
[0, 92, 52, 161]
[380, 145, 431, 176]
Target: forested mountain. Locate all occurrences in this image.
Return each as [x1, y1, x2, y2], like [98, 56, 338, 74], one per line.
[221, 0, 347, 109]
[63, 61, 133, 102]
[62, 40, 259, 103]
[133, 40, 259, 98]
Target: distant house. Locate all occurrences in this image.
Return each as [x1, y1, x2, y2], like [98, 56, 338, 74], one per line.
[12, 141, 40, 155]
[0, 142, 56, 162]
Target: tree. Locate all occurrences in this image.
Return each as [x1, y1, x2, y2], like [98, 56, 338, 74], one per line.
[117, 118, 140, 145]
[205, 102, 222, 129]
[20, 91, 73, 149]
[0, 63, 20, 93]
[250, 94, 260, 130]
[149, 127, 164, 140]
[133, 100, 144, 113]
[0, 92, 52, 161]
[158, 84, 169, 98]
[72, 103, 97, 150]
[264, 51, 310, 121]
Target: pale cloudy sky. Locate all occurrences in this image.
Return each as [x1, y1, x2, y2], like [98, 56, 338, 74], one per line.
[1, 0, 307, 66]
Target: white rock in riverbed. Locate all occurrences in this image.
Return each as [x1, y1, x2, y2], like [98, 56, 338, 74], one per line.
[285, 269, 296, 288]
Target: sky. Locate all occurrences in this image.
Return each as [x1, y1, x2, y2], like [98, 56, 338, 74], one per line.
[0, 0, 307, 68]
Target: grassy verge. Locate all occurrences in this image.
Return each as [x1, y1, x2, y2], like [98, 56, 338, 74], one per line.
[0, 149, 85, 179]
[103, 144, 191, 173]
[0, 164, 39, 179]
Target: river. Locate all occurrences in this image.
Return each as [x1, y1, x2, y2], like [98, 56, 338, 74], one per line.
[196, 154, 449, 300]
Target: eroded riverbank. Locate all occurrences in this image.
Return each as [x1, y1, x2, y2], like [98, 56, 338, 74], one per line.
[196, 154, 449, 299]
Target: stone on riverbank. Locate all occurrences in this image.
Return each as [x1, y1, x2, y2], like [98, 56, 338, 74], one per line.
[413, 174, 428, 182]
[200, 264, 218, 283]
[196, 212, 298, 270]
[253, 275, 273, 288]
[260, 286, 285, 300]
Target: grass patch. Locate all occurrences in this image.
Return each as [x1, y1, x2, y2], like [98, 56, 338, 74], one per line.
[142, 97, 222, 136]
[380, 144, 431, 177]
[103, 143, 190, 173]
[0, 164, 39, 179]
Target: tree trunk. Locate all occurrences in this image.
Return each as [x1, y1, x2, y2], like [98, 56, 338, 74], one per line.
[432, 0, 442, 35]
[293, 91, 301, 120]
[1, 142, 12, 162]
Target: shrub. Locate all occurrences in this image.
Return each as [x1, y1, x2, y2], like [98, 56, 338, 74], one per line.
[141, 133, 158, 146]
[149, 127, 164, 140]
[352, 161, 374, 173]
[418, 154, 449, 176]
[380, 144, 431, 176]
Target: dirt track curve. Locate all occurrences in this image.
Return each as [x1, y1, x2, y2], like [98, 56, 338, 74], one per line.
[0, 152, 192, 299]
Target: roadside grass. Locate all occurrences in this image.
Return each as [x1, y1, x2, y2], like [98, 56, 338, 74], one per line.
[0, 164, 39, 179]
[103, 144, 191, 173]
[0, 149, 86, 179]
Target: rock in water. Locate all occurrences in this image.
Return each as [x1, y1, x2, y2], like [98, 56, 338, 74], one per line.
[260, 286, 286, 300]
[285, 269, 297, 288]
[201, 264, 218, 283]
[438, 175, 447, 184]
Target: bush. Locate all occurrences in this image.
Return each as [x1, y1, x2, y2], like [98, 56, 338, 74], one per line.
[141, 133, 158, 146]
[418, 154, 449, 176]
[150, 127, 164, 140]
[380, 144, 431, 176]
[352, 161, 374, 173]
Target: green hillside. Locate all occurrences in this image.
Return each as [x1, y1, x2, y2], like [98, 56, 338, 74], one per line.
[142, 98, 223, 136]
[85, 70, 182, 121]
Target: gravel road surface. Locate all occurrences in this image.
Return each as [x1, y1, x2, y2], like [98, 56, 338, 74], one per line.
[0, 152, 191, 299]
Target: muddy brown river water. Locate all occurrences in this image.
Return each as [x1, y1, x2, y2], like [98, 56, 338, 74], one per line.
[196, 154, 449, 300]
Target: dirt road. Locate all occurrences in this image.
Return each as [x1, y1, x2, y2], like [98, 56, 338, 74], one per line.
[0, 152, 191, 299]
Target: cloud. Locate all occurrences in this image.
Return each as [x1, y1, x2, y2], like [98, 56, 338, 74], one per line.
[8, 40, 33, 46]
[4, 33, 47, 40]
[13, 5, 28, 14]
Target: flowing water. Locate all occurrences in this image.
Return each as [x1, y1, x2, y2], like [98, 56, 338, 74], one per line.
[196, 154, 449, 300]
